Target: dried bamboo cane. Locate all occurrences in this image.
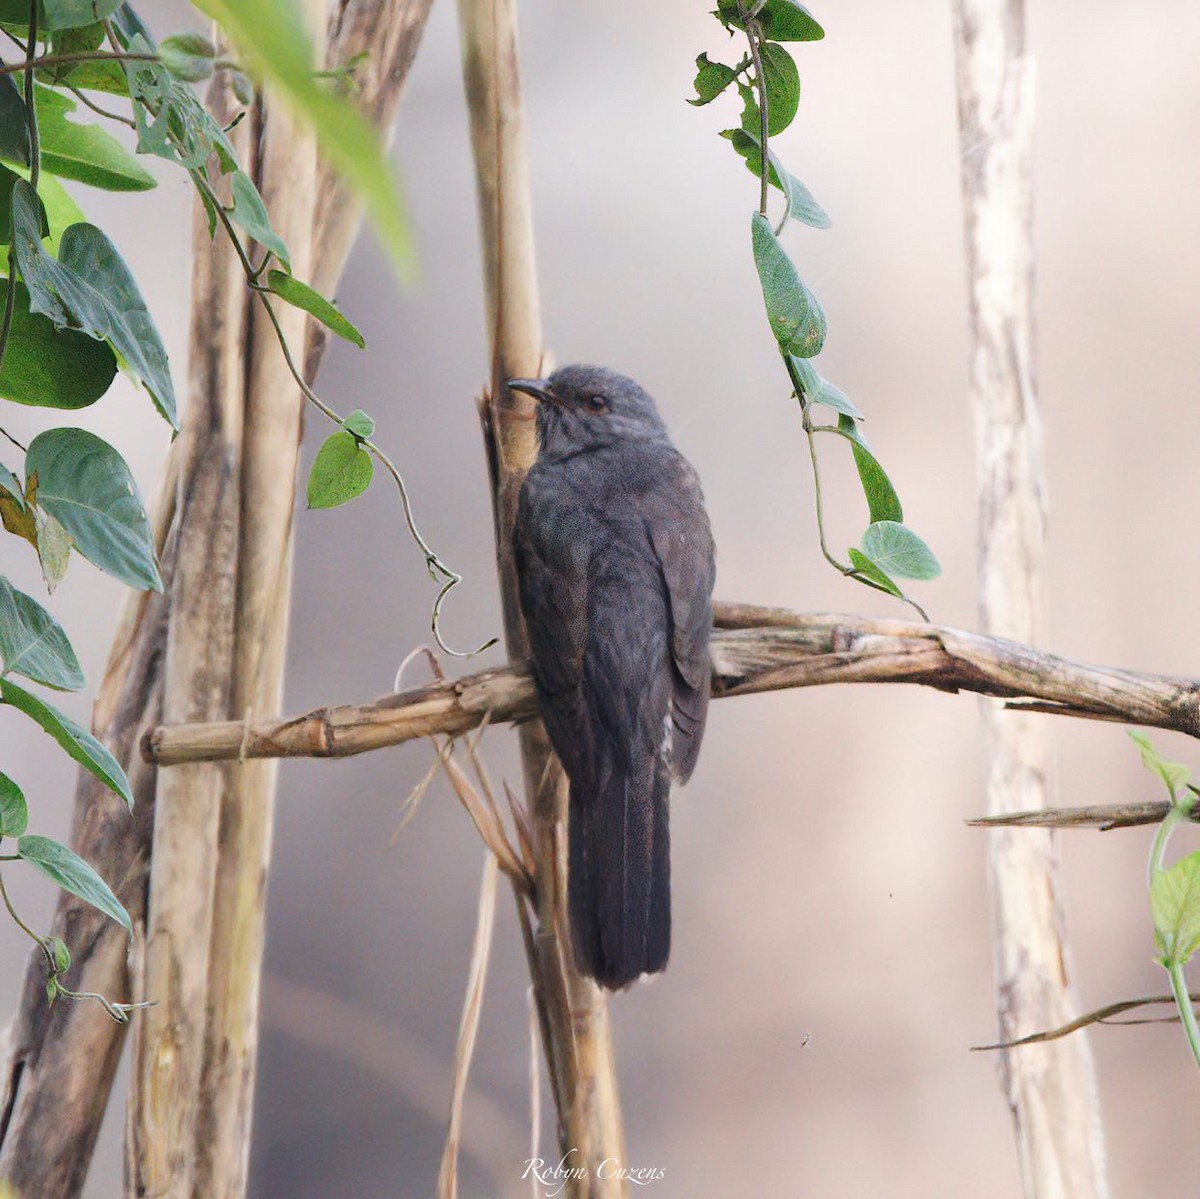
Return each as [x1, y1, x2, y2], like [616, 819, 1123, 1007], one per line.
[192, 8, 322, 1191]
[126, 70, 253, 1198]
[456, 0, 625, 1192]
[952, 2, 1109, 1195]
[0, 4, 437, 1195]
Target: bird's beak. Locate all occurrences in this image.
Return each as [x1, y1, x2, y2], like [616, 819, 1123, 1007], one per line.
[506, 377, 560, 406]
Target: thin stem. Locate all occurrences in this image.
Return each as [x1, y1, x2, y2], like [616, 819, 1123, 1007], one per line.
[190, 169, 495, 659]
[0, 48, 159, 76]
[0, 425, 28, 453]
[801, 408, 845, 573]
[67, 84, 136, 129]
[0, 869, 42, 947]
[784, 352, 845, 573]
[1167, 958, 1200, 1070]
[744, 17, 770, 217]
[1148, 804, 1184, 887]
[22, 0, 39, 194]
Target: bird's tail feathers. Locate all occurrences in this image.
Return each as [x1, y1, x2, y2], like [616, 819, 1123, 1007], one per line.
[569, 748, 671, 990]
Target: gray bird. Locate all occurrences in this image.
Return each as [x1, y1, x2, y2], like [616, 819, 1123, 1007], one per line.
[508, 365, 715, 990]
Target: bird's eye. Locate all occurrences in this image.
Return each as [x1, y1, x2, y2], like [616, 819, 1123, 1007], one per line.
[586, 394, 607, 412]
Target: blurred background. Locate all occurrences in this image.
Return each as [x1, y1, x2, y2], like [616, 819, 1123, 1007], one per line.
[3, 0, 1200, 1194]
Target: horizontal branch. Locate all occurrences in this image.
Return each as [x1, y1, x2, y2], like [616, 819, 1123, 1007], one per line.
[140, 601, 1200, 766]
[968, 801, 1182, 831]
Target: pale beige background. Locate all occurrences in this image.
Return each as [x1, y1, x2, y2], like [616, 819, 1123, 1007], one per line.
[2, 0, 1199, 1195]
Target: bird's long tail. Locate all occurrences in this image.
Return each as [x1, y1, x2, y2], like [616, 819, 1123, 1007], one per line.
[568, 745, 671, 990]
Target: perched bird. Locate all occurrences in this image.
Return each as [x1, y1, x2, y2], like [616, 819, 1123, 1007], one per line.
[508, 365, 715, 990]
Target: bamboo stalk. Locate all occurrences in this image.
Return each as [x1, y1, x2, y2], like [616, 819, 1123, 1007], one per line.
[456, 0, 625, 1191]
[141, 605, 1200, 765]
[952, 2, 1109, 1195]
[126, 70, 251, 1198]
[191, 10, 322, 1192]
[0, 5, 438, 1195]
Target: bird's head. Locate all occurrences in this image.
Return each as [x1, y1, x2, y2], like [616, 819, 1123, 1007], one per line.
[508, 364, 667, 455]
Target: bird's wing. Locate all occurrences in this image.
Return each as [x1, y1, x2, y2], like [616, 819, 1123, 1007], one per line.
[645, 452, 715, 782]
[513, 471, 593, 779]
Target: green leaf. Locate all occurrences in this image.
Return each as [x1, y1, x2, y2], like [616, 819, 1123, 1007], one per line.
[41, 23, 129, 96]
[860, 521, 940, 581]
[34, 507, 72, 592]
[815, 377, 860, 419]
[848, 547, 902, 599]
[769, 154, 830, 229]
[0, 461, 23, 507]
[688, 53, 739, 106]
[1128, 730, 1191, 799]
[2, 164, 90, 252]
[0, 575, 84, 690]
[0, 76, 29, 168]
[0, 278, 118, 410]
[35, 173, 86, 249]
[788, 357, 864, 419]
[724, 130, 831, 229]
[117, 34, 239, 173]
[192, 0, 414, 281]
[228, 170, 290, 270]
[307, 430, 373, 509]
[1, 678, 132, 806]
[17, 834, 131, 934]
[12, 180, 176, 425]
[750, 211, 825, 357]
[25, 427, 161, 591]
[341, 409, 374, 440]
[39, 0, 125, 31]
[230, 70, 254, 106]
[265, 269, 365, 347]
[159, 32, 217, 83]
[0, 771, 28, 838]
[838, 414, 901, 523]
[46, 934, 70, 971]
[760, 43, 800, 136]
[1151, 850, 1200, 964]
[30, 86, 156, 192]
[718, 0, 825, 41]
[0, 164, 48, 242]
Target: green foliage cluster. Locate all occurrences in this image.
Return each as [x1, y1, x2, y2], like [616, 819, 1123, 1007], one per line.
[0, 0, 406, 1019]
[691, 0, 940, 616]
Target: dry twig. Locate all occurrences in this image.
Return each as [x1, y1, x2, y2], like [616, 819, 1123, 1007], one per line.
[972, 994, 1200, 1051]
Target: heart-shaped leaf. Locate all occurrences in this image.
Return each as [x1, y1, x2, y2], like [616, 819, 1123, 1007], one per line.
[860, 521, 940, 581]
[0, 771, 27, 838]
[12, 180, 176, 426]
[307, 430, 373, 509]
[0, 278, 118, 410]
[30, 85, 155, 191]
[0, 575, 84, 690]
[24, 427, 160, 591]
[751, 212, 825, 358]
